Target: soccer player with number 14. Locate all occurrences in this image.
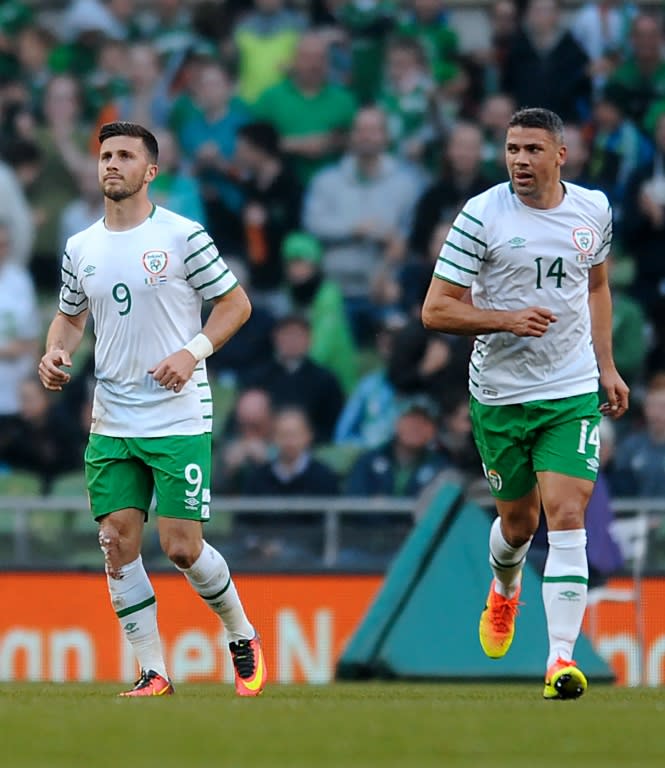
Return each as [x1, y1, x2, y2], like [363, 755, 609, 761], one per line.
[422, 108, 629, 699]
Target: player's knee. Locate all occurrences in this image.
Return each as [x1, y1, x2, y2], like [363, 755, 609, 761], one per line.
[98, 526, 122, 577]
[162, 538, 199, 569]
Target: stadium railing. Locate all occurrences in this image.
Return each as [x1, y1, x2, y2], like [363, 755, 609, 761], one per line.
[0, 489, 663, 573]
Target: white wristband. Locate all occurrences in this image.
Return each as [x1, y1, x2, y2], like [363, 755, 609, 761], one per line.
[183, 333, 214, 361]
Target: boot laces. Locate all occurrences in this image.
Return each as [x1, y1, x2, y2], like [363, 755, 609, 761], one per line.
[230, 640, 256, 679]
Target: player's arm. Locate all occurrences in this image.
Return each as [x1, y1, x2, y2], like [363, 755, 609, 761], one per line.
[588, 261, 629, 418]
[421, 277, 557, 337]
[39, 309, 89, 391]
[149, 284, 251, 392]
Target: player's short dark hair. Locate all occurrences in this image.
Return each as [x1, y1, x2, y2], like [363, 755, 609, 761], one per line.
[237, 121, 281, 157]
[98, 122, 159, 163]
[508, 108, 564, 144]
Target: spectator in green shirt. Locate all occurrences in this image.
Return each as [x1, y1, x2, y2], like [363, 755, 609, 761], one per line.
[252, 31, 357, 183]
[282, 231, 358, 395]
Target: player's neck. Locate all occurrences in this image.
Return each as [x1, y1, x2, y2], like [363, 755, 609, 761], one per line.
[517, 180, 565, 210]
[104, 196, 155, 232]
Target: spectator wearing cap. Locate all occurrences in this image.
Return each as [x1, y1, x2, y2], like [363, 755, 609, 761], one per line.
[242, 313, 345, 443]
[344, 394, 450, 497]
[282, 231, 357, 394]
[234, 120, 303, 307]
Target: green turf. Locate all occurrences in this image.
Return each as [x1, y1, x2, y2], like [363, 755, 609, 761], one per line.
[1, 683, 663, 768]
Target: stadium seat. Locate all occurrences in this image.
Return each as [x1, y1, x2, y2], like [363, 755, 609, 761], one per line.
[0, 471, 42, 496]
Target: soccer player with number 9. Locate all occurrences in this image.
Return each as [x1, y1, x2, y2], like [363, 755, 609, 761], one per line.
[39, 122, 266, 698]
[422, 108, 629, 699]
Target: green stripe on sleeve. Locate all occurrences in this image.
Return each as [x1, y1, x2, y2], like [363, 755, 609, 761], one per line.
[444, 239, 483, 261]
[187, 228, 206, 241]
[437, 256, 479, 275]
[184, 241, 215, 264]
[188, 260, 225, 281]
[452, 225, 487, 248]
[433, 273, 468, 288]
[461, 210, 483, 227]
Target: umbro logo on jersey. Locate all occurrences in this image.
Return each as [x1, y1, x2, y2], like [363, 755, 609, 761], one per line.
[508, 237, 526, 248]
[83, 265, 96, 275]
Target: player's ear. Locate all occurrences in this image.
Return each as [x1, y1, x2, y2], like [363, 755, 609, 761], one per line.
[145, 163, 158, 183]
[556, 144, 567, 168]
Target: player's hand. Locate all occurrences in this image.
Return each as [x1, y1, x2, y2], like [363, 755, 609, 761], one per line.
[599, 368, 630, 419]
[38, 349, 72, 391]
[149, 349, 197, 393]
[508, 307, 558, 337]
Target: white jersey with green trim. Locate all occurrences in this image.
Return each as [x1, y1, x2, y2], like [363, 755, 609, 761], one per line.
[59, 205, 238, 437]
[434, 181, 612, 405]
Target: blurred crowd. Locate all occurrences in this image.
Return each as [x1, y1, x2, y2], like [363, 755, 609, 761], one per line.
[1, 0, 665, 567]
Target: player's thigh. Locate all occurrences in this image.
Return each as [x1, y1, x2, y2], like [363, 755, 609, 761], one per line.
[85, 434, 154, 521]
[133, 434, 212, 521]
[469, 397, 536, 501]
[531, 393, 601, 483]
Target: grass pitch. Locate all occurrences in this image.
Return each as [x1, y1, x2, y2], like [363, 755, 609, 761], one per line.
[1, 683, 663, 768]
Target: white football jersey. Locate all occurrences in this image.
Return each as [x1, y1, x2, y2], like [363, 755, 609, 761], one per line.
[434, 182, 612, 405]
[59, 205, 238, 436]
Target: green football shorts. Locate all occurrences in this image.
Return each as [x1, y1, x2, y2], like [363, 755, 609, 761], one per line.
[469, 392, 601, 501]
[85, 433, 212, 521]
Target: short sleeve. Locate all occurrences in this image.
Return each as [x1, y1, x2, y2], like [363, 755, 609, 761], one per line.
[184, 226, 238, 300]
[433, 206, 487, 288]
[58, 249, 89, 316]
[594, 196, 613, 265]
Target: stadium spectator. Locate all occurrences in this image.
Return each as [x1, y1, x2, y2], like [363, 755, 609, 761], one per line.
[622, 110, 665, 329]
[234, 120, 302, 307]
[242, 313, 345, 443]
[243, 406, 339, 496]
[606, 253, 649, 389]
[59, 156, 105, 254]
[0, 141, 35, 266]
[174, 59, 249, 254]
[437, 390, 481, 476]
[0, 221, 40, 433]
[570, 1, 637, 98]
[611, 374, 665, 498]
[92, 43, 174, 143]
[478, 92, 516, 184]
[30, 74, 89, 290]
[303, 105, 423, 344]
[212, 387, 274, 495]
[237, 405, 339, 566]
[386, 316, 469, 409]
[560, 123, 592, 188]
[148, 128, 206, 223]
[334, 313, 405, 450]
[586, 83, 653, 222]
[378, 35, 435, 166]
[470, 0, 519, 95]
[81, 37, 130, 123]
[282, 231, 357, 394]
[501, 0, 591, 123]
[232, 0, 306, 105]
[15, 24, 54, 117]
[408, 121, 491, 257]
[345, 394, 448, 497]
[605, 12, 665, 128]
[131, 0, 199, 62]
[252, 31, 357, 183]
[397, 0, 458, 88]
[0, 375, 83, 494]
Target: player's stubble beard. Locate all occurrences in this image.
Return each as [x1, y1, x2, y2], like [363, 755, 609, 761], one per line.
[103, 177, 145, 202]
